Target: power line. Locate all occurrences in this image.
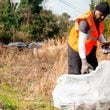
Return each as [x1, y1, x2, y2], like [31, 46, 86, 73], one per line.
[59, 0, 84, 14]
[64, 0, 88, 12]
[57, 0, 78, 16]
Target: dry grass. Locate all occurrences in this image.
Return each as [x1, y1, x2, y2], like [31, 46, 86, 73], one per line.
[0, 38, 67, 103]
[0, 37, 110, 109]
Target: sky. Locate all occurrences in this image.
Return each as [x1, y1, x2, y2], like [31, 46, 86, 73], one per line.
[10, 0, 20, 4]
[13, 0, 91, 20]
[43, 0, 91, 20]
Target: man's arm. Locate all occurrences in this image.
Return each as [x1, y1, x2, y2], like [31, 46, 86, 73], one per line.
[78, 20, 93, 74]
[78, 20, 89, 59]
[98, 34, 107, 43]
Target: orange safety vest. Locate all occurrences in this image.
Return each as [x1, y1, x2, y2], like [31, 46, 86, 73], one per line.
[68, 11, 104, 55]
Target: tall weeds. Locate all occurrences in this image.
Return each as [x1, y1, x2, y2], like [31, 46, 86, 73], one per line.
[0, 38, 67, 109]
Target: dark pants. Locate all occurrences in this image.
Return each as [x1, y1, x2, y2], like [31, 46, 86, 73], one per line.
[68, 45, 98, 75]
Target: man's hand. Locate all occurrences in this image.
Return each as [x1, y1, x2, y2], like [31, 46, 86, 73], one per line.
[81, 59, 93, 74]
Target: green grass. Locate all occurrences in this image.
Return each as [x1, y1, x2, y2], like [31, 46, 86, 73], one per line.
[0, 83, 19, 110]
[0, 83, 59, 110]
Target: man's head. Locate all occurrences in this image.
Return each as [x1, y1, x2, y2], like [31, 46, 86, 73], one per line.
[94, 2, 110, 22]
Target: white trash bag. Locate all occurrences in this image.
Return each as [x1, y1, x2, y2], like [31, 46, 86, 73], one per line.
[52, 60, 110, 110]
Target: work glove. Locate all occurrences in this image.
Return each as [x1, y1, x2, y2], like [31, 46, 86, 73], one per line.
[81, 59, 93, 74]
[101, 42, 110, 54]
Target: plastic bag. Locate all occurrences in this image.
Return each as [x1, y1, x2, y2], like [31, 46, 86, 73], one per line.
[52, 61, 110, 109]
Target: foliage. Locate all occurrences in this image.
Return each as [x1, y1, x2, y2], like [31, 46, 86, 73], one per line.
[0, 0, 13, 43]
[28, 10, 71, 41]
[0, 0, 72, 43]
[100, 0, 110, 4]
[28, 0, 43, 14]
[2, 0, 110, 43]
[90, 0, 96, 11]
[104, 18, 110, 39]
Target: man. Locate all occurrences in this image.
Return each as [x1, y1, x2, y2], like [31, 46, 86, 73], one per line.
[68, 2, 110, 75]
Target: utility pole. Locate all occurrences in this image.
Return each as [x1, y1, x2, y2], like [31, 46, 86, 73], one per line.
[43, 0, 48, 10]
[10, 0, 20, 42]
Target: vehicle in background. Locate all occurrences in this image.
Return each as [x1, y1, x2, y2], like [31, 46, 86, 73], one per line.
[8, 42, 26, 47]
[28, 42, 43, 49]
[8, 42, 27, 51]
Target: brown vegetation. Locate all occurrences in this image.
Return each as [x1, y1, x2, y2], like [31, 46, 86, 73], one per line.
[0, 37, 110, 109]
[0, 38, 67, 102]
